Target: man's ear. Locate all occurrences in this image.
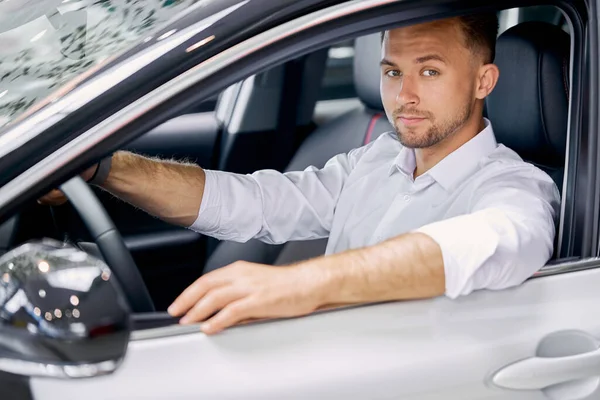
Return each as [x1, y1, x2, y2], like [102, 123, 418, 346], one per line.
[475, 63, 500, 100]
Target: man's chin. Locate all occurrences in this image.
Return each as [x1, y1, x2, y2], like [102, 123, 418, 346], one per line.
[395, 127, 424, 148]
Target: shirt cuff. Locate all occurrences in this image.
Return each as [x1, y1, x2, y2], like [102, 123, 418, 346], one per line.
[188, 169, 220, 233]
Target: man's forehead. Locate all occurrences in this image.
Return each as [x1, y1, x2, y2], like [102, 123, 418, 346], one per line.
[383, 19, 466, 56]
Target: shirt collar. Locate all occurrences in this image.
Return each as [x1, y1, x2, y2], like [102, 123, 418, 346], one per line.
[390, 118, 498, 192]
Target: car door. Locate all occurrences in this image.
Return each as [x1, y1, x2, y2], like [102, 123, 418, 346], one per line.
[27, 265, 600, 400]
[4, 0, 600, 398]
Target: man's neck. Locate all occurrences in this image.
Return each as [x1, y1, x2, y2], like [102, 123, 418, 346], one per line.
[413, 117, 485, 179]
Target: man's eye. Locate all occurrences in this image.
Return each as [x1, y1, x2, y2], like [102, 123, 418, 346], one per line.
[385, 70, 401, 78]
[422, 69, 439, 77]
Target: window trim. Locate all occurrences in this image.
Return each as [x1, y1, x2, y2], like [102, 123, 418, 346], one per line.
[557, 0, 588, 259]
[534, 256, 600, 278]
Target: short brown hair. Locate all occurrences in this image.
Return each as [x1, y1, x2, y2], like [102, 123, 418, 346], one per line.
[457, 13, 499, 64]
[381, 13, 499, 64]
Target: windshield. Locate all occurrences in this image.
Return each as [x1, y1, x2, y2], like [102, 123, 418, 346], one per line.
[0, 0, 203, 128]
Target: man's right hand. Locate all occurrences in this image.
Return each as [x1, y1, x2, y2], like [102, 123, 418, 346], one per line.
[37, 164, 99, 206]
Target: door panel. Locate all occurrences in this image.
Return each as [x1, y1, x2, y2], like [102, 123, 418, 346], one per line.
[31, 268, 600, 400]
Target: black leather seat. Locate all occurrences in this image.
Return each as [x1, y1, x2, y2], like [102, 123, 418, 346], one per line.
[203, 21, 569, 273]
[487, 21, 569, 192]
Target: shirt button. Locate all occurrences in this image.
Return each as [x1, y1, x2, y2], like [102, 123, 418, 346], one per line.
[403, 194, 411, 202]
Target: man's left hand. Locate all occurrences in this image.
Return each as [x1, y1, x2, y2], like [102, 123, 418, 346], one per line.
[167, 261, 326, 335]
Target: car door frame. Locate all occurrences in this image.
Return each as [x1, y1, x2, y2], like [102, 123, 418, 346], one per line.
[0, 0, 591, 260]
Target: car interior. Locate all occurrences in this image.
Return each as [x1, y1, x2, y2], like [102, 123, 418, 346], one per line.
[1, 5, 573, 313]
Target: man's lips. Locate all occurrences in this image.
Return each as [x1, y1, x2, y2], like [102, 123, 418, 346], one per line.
[397, 116, 426, 125]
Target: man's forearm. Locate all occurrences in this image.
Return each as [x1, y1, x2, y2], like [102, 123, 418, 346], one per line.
[168, 231, 446, 333]
[101, 151, 206, 227]
[307, 232, 446, 305]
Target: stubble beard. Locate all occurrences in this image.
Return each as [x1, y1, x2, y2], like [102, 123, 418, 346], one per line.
[394, 101, 472, 149]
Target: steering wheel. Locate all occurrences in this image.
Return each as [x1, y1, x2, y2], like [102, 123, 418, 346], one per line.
[59, 176, 155, 313]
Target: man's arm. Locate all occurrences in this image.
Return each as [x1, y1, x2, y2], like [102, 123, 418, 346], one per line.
[168, 167, 559, 334]
[169, 196, 552, 334]
[41, 138, 374, 242]
[188, 141, 377, 244]
[101, 152, 206, 227]
[167, 232, 444, 334]
[316, 232, 445, 303]
[39, 151, 207, 227]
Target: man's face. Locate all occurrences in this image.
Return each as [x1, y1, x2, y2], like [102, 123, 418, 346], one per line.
[380, 19, 482, 149]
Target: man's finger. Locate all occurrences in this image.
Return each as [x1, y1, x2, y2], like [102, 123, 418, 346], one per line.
[168, 272, 233, 316]
[169, 278, 214, 317]
[169, 267, 239, 316]
[37, 197, 68, 206]
[37, 189, 68, 206]
[179, 286, 245, 325]
[201, 300, 253, 335]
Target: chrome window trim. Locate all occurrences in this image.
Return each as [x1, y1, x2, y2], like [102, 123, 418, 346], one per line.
[556, 21, 577, 258]
[0, 0, 401, 209]
[131, 324, 202, 341]
[532, 257, 600, 278]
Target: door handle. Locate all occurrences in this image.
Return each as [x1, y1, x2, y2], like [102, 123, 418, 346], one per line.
[492, 348, 600, 390]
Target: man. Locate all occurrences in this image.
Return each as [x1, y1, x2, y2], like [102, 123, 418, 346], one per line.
[42, 14, 560, 335]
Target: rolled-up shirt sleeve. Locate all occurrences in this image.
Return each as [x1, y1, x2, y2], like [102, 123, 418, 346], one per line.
[416, 165, 561, 299]
[189, 144, 373, 244]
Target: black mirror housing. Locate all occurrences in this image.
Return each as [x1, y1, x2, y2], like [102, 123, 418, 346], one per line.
[0, 239, 131, 378]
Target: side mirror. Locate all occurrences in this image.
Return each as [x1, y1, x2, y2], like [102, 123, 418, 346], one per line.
[0, 239, 131, 378]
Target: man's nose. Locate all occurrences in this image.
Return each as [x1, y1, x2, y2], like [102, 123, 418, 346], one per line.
[395, 76, 419, 106]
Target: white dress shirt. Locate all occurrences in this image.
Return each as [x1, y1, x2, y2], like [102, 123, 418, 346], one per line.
[190, 119, 561, 298]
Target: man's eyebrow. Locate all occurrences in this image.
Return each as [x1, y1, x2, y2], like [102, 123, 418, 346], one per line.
[380, 58, 396, 67]
[414, 54, 447, 64]
[380, 55, 447, 67]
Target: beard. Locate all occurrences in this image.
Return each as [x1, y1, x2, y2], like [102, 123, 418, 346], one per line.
[392, 100, 472, 149]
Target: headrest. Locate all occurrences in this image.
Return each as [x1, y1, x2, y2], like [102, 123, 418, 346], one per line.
[487, 22, 570, 168]
[353, 33, 384, 111]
